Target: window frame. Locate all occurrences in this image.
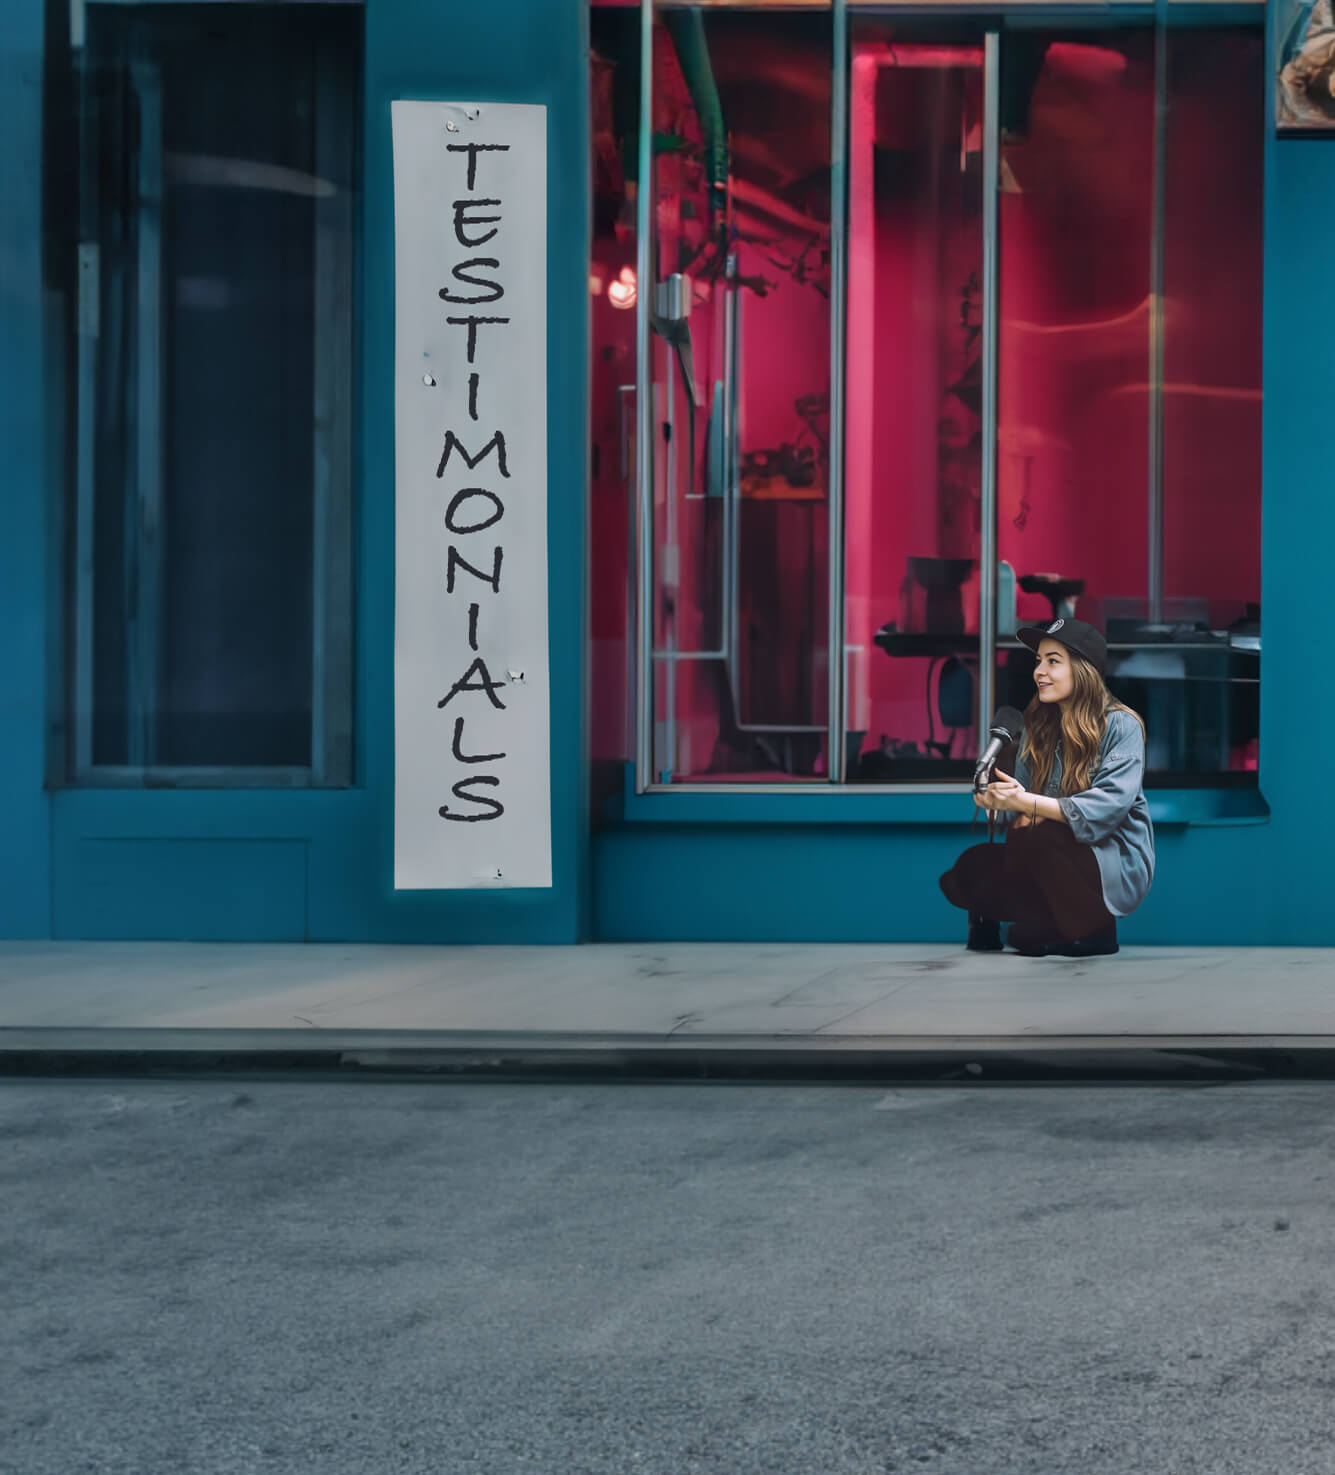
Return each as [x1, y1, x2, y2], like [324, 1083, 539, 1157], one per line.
[627, 0, 1263, 799]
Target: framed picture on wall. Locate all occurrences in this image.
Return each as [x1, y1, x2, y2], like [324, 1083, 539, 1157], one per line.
[1276, 0, 1335, 132]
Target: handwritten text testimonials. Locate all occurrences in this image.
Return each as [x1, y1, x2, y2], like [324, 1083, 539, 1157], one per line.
[393, 102, 550, 889]
[433, 141, 518, 825]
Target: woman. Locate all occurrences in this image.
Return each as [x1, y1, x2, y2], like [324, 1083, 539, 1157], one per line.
[938, 618, 1155, 957]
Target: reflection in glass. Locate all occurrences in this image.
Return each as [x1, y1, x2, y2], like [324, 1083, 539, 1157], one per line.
[589, 4, 832, 787]
[71, 6, 357, 776]
[987, 26, 1263, 782]
[845, 24, 987, 783]
[993, 30, 1155, 738]
[1159, 28, 1263, 778]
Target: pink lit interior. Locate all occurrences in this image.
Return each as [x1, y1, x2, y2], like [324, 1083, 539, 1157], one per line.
[588, 12, 1262, 787]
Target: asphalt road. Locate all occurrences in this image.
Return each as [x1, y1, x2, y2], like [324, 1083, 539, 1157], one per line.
[3, 1078, 1334, 1475]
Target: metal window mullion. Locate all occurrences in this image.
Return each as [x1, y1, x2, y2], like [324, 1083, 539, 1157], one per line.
[72, 763, 320, 789]
[74, 262, 97, 775]
[978, 32, 1001, 734]
[312, 40, 355, 787]
[73, 40, 98, 773]
[724, 251, 740, 697]
[618, 383, 637, 760]
[661, 311, 677, 780]
[633, 0, 655, 793]
[1147, 5, 1168, 626]
[128, 58, 164, 769]
[827, 0, 849, 783]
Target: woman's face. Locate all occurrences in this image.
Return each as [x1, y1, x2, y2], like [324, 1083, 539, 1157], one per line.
[1033, 638, 1074, 705]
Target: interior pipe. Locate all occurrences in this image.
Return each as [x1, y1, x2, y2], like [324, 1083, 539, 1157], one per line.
[599, 8, 726, 237]
[729, 176, 828, 238]
[655, 7, 724, 415]
[662, 9, 729, 239]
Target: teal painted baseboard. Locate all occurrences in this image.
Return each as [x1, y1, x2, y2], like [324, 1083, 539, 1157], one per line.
[56, 838, 309, 941]
[591, 817, 1273, 944]
[46, 786, 581, 943]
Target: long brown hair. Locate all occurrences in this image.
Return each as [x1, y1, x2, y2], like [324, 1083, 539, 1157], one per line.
[1020, 650, 1145, 798]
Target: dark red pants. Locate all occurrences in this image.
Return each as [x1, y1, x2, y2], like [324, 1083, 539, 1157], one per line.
[939, 821, 1114, 942]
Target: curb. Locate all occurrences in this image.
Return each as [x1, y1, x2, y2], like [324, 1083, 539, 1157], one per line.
[5, 1029, 1335, 1082]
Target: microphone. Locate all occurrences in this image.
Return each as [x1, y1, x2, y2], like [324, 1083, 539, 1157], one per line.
[974, 707, 1025, 792]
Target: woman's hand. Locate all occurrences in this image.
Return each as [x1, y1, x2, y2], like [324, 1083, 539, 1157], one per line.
[974, 768, 1032, 815]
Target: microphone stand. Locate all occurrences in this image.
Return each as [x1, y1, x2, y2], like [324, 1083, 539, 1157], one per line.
[974, 718, 1022, 845]
[972, 762, 999, 845]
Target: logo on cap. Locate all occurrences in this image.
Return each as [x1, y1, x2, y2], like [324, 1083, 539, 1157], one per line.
[1047, 619, 1065, 634]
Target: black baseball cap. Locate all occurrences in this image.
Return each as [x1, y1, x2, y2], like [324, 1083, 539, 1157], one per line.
[1016, 617, 1107, 677]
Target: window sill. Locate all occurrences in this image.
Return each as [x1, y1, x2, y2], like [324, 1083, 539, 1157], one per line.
[610, 765, 1269, 827]
[49, 766, 349, 791]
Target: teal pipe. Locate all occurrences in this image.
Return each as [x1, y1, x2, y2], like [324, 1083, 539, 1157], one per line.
[662, 9, 728, 234]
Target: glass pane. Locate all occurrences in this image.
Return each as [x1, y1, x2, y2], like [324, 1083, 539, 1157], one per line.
[646, 5, 833, 784]
[78, 5, 358, 770]
[1156, 25, 1263, 779]
[845, 21, 986, 784]
[993, 30, 1155, 732]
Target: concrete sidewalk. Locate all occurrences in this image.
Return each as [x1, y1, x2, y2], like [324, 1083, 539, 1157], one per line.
[3, 940, 1335, 1077]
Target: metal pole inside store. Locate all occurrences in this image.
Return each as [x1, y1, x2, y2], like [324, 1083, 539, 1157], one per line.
[827, 0, 849, 782]
[978, 32, 1001, 738]
[634, 0, 655, 791]
[1147, 1, 1168, 626]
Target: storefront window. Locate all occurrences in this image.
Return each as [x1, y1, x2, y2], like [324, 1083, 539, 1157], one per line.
[845, 22, 990, 784]
[57, 3, 359, 784]
[1157, 26, 1263, 780]
[591, 3, 834, 785]
[591, 2, 1263, 795]
[993, 29, 1156, 751]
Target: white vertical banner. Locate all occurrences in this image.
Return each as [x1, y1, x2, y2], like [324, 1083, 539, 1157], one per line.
[392, 101, 551, 889]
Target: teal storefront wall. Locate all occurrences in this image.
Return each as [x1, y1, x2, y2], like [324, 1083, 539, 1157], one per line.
[0, 0, 590, 942]
[589, 17, 1303, 948]
[0, 0, 52, 939]
[0, 0, 1323, 945]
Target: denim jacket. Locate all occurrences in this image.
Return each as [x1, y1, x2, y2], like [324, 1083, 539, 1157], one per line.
[1012, 709, 1156, 918]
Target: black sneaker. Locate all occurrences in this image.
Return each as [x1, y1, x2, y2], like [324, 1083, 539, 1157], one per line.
[967, 917, 1004, 952]
[1008, 923, 1119, 958]
[1006, 924, 1049, 957]
[1048, 924, 1118, 958]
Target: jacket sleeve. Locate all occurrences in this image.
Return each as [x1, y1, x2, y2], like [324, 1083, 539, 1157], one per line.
[1059, 715, 1145, 845]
